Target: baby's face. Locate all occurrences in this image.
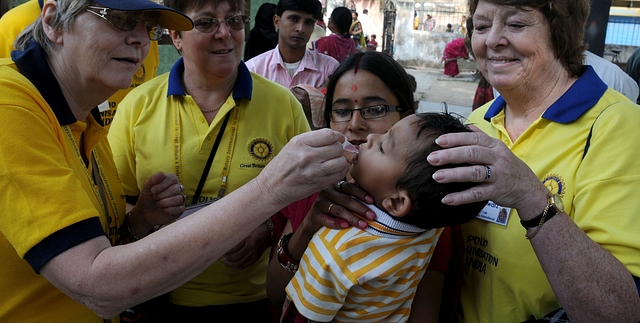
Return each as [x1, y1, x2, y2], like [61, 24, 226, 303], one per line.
[350, 114, 421, 205]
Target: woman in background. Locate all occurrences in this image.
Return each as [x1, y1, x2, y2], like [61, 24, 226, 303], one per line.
[244, 2, 277, 61]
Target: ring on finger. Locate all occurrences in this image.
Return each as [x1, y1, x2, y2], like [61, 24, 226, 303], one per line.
[182, 194, 187, 204]
[179, 184, 185, 193]
[328, 203, 335, 213]
[336, 180, 346, 191]
[484, 166, 492, 182]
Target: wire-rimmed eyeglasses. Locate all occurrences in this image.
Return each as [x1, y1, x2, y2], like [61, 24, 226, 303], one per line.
[86, 6, 164, 41]
[330, 105, 401, 122]
[192, 15, 251, 33]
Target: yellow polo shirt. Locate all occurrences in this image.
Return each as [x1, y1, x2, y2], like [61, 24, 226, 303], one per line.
[0, 42, 125, 323]
[459, 66, 640, 322]
[109, 59, 310, 306]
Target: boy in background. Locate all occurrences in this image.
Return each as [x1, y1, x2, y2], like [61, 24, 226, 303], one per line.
[367, 34, 378, 51]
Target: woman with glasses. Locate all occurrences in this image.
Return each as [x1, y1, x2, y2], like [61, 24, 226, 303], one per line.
[108, 0, 315, 321]
[0, 0, 350, 322]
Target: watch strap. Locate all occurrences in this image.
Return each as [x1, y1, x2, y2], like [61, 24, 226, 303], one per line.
[520, 205, 559, 228]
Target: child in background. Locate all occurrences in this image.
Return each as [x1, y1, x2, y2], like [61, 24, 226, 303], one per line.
[367, 34, 378, 51]
[446, 23, 454, 32]
[282, 112, 487, 323]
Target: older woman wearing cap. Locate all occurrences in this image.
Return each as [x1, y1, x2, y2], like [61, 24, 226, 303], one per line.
[0, 0, 350, 322]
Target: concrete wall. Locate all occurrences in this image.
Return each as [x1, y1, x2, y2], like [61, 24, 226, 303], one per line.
[391, 0, 475, 70]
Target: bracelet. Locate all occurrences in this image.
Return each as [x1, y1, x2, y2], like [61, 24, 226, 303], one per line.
[264, 219, 275, 243]
[276, 232, 299, 274]
[525, 204, 550, 240]
[118, 212, 141, 243]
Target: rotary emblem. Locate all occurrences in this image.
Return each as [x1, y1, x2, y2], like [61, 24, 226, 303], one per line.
[542, 173, 565, 197]
[133, 64, 146, 83]
[249, 138, 274, 162]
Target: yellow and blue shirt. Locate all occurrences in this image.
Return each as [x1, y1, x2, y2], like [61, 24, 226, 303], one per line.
[109, 58, 310, 306]
[459, 66, 640, 323]
[0, 41, 125, 323]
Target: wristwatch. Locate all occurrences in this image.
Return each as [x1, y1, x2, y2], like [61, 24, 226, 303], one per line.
[520, 193, 564, 229]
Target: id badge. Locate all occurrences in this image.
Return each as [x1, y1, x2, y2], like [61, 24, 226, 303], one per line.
[476, 201, 511, 226]
[179, 199, 218, 220]
[98, 100, 110, 112]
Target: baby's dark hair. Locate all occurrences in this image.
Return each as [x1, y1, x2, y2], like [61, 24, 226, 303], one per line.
[394, 112, 487, 229]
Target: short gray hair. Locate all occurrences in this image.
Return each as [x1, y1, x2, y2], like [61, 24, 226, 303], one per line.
[15, 0, 92, 54]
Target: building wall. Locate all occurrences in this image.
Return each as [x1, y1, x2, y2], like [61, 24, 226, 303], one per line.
[392, 0, 475, 69]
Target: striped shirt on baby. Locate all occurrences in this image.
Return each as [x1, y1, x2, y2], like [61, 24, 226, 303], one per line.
[285, 203, 442, 323]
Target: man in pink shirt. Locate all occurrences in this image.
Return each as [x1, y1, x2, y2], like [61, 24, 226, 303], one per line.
[245, 0, 339, 89]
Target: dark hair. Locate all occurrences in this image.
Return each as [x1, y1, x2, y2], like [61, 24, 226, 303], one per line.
[276, 0, 322, 20]
[330, 6, 353, 34]
[363, 9, 368, 14]
[352, 11, 358, 18]
[393, 112, 487, 229]
[164, 0, 245, 16]
[324, 51, 416, 126]
[467, 0, 589, 77]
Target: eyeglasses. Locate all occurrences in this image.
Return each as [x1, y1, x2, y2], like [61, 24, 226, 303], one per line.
[192, 15, 250, 33]
[86, 6, 164, 41]
[330, 105, 401, 122]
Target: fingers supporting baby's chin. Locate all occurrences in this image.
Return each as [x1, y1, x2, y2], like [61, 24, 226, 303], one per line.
[336, 181, 368, 201]
[320, 214, 350, 230]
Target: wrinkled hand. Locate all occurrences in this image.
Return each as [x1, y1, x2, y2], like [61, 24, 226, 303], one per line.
[302, 180, 376, 233]
[426, 125, 548, 214]
[136, 171, 186, 226]
[256, 129, 351, 207]
[222, 223, 271, 269]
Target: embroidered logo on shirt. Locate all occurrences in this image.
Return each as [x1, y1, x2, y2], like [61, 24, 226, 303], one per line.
[248, 138, 274, 162]
[133, 63, 146, 83]
[542, 173, 565, 197]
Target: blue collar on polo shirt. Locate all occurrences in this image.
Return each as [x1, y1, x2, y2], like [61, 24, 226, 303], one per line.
[484, 65, 607, 124]
[12, 40, 104, 126]
[167, 57, 253, 101]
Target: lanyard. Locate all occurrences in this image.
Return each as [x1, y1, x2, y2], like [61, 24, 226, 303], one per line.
[172, 97, 240, 204]
[62, 125, 120, 243]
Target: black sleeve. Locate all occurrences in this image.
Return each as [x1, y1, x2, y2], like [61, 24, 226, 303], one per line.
[24, 217, 104, 273]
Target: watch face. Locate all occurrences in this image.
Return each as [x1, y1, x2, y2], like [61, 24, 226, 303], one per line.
[550, 194, 564, 212]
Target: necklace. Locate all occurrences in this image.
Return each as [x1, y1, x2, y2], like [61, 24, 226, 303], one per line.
[200, 98, 227, 113]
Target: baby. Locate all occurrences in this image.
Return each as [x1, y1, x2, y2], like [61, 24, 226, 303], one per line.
[282, 112, 488, 322]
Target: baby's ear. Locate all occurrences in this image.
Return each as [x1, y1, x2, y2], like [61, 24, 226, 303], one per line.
[382, 190, 411, 217]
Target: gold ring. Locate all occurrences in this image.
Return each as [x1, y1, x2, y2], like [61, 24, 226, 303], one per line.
[179, 184, 185, 193]
[328, 203, 335, 213]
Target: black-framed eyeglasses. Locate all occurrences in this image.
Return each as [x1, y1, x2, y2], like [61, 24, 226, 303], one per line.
[86, 6, 164, 41]
[330, 105, 401, 122]
[193, 15, 251, 33]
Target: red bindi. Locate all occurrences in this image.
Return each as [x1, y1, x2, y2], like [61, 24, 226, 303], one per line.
[354, 99, 358, 103]
[351, 84, 358, 92]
